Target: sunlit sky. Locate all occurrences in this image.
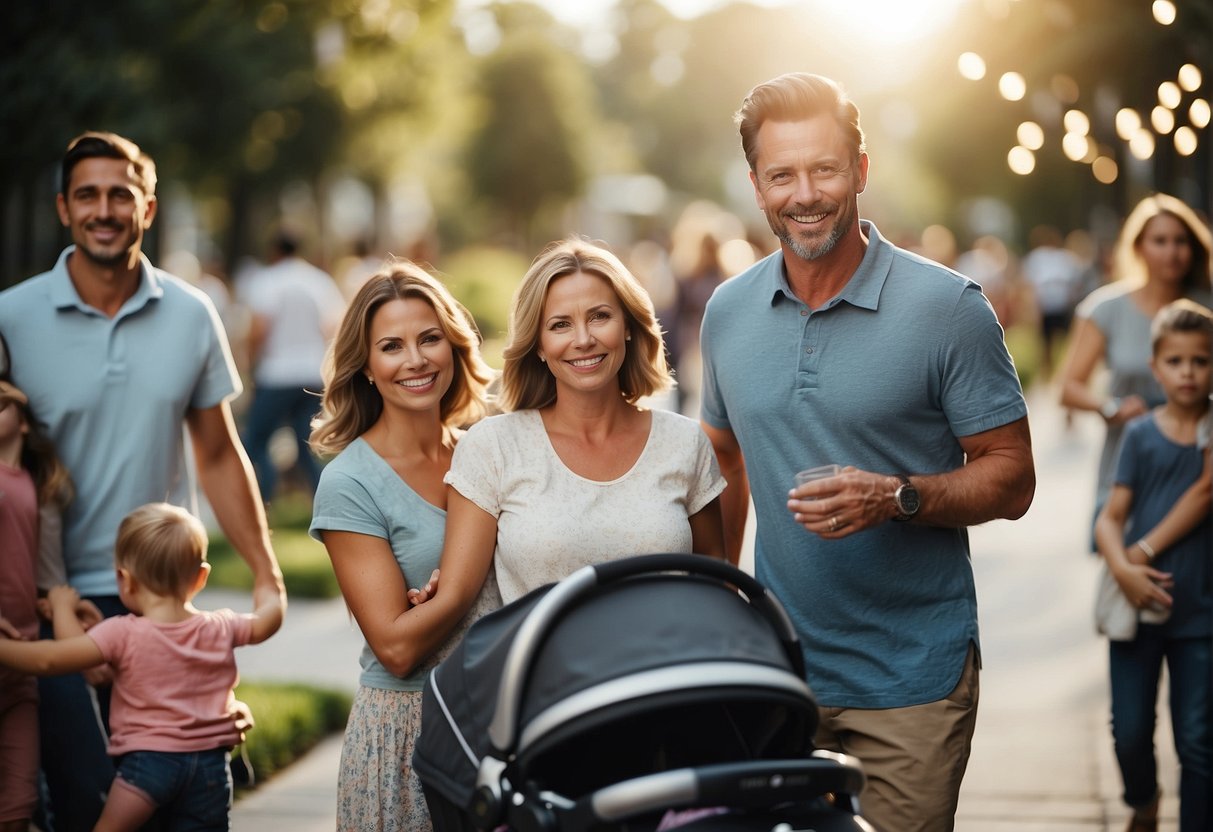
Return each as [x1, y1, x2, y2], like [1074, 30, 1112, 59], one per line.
[457, 0, 967, 45]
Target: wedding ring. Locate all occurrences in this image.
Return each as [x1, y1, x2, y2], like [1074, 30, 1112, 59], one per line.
[829, 516, 839, 532]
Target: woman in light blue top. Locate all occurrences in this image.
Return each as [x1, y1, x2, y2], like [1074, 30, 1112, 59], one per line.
[308, 262, 500, 832]
[1059, 194, 1212, 543]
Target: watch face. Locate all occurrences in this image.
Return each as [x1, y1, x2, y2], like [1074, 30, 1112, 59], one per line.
[896, 482, 920, 515]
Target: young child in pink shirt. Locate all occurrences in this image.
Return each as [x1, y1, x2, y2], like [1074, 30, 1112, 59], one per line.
[0, 377, 75, 832]
[0, 502, 284, 832]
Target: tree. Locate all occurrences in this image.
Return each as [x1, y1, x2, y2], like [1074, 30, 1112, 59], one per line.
[460, 2, 597, 250]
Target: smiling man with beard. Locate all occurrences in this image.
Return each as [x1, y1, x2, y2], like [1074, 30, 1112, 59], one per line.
[698, 73, 1036, 831]
[0, 131, 285, 831]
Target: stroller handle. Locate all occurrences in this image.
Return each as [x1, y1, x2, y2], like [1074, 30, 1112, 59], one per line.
[566, 753, 866, 829]
[486, 554, 805, 754]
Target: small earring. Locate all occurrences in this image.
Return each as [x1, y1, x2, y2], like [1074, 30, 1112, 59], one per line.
[539, 355, 546, 363]
[625, 334, 632, 341]
[367, 376, 375, 386]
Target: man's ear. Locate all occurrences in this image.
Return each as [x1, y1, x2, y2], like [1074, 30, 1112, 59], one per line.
[141, 194, 158, 229]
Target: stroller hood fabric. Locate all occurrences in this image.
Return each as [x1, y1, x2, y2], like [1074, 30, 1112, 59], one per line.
[415, 569, 814, 812]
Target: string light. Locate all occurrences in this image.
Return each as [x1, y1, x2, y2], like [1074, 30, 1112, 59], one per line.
[1063, 109, 1090, 135]
[1017, 121, 1044, 149]
[1151, 105, 1176, 134]
[998, 72, 1026, 101]
[1152, 0, 1176, 25]
[1062, 132, 1089, 161]
[957, 52, 986, 80]
[1115, 108, 1142, 140]
[1158, 81, 1182, 109]
[1007, 146, 1035, 175]
[1174, 126, 1198, 156]
[1190, 99, 1211, 129]
[1129, 128, 1156, 160]
[1178, 64, 1202, 92]
[1091, 156, 1118, 184]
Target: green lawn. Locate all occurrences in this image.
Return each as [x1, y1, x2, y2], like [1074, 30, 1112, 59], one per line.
[207, 493, 340, 599]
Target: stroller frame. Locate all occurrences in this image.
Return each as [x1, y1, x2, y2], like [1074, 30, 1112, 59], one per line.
[421, 554, 870, 832]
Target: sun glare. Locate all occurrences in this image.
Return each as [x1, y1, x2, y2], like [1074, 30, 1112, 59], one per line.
[820, 0, 968, 47]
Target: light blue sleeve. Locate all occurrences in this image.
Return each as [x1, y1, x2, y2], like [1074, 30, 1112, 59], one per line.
[939, 284, 1028, 437]
[309, 464, 388, 542]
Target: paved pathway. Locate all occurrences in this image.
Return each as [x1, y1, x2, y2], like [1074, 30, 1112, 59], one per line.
[221, 387, 1181, 831]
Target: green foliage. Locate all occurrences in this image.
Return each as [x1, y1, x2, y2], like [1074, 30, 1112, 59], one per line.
[208, 527, 340, 599]
[438, 245, 531, 351]
[462, 6, 597, 248]
[1004, 324, 1045, 392]
[234, 680, 351, 785]
[207, 493, 339, 599]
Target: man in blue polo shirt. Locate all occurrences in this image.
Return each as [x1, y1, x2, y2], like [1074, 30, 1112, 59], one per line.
[700, 74, 1036, 831]
[0, 131, 285, 831]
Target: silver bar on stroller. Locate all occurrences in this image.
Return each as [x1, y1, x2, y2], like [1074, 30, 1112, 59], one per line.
[487, 565, 601, 752]
[586, 756, 866, 823]
[487, 555, 807, 755]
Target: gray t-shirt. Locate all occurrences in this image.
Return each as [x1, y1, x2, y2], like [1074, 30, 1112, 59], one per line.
[1077, 282, 1213, 512]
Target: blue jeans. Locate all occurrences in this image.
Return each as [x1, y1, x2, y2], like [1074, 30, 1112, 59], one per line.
[37, 595, 126, 832]
[1109, 627, 1212, 832]
[115, 749, 232, 831]
[242, 383, 323, 502]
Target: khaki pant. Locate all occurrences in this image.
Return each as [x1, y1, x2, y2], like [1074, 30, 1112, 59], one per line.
[814, 645, 980, 832]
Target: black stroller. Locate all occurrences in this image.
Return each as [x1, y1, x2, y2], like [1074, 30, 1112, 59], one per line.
[414, 554, 873, 831]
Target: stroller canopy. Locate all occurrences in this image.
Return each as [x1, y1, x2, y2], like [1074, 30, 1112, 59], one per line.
[415, 555, 820, 822]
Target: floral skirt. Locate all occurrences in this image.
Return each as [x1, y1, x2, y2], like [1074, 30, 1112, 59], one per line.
[337, 685, 432, 832]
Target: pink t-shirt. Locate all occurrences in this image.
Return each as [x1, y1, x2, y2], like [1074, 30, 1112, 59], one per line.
[86, 609, 254, 755]
[0, 461, 38, 640]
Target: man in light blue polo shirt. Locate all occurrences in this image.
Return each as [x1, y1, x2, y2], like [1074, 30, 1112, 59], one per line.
[700, 74, 1035, 831]
[0, 131, 285, 831]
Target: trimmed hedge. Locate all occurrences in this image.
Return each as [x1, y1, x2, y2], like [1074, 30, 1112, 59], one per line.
[234, 680, 351, 785]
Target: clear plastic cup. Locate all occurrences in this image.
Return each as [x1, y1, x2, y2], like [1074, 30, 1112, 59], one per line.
[794, 464, 841, 497]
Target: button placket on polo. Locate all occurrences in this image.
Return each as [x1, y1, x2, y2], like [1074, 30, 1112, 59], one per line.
[106, 313, 130, 379]
[797, 304, 823, 389]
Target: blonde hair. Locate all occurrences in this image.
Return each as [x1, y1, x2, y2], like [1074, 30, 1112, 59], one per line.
[115, 503, 208, 600]
[1113, 194, 1212, 293]
[310, 260, 493, 456]
[1151, 298, 1213, 354]
[501, 238, 672, 412]
[734, 73, 866, 172]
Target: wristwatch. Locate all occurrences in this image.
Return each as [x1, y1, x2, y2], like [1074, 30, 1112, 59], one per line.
[1099, 398, 1121, 420]
[892, 475, 920, 522]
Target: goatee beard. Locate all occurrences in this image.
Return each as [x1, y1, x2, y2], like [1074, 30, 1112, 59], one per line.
[778, 222, 845, 262]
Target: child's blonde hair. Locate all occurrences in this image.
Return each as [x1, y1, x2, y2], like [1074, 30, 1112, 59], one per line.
[115, 503, 208, 599]
[1151, 299, 1213, 354]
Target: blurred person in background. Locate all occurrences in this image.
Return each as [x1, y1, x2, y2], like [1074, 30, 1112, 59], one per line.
[1022, 224, 1085, 379]
[0, 130, 284, 831]
[955, 234, 1017, 328]
[1058, 194, 1213, 548]
[1093, 300, 1212, 832]
[241, 228, 346, 504]
[700, 73, 1034, 831]
[669, 228, 726, 415]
